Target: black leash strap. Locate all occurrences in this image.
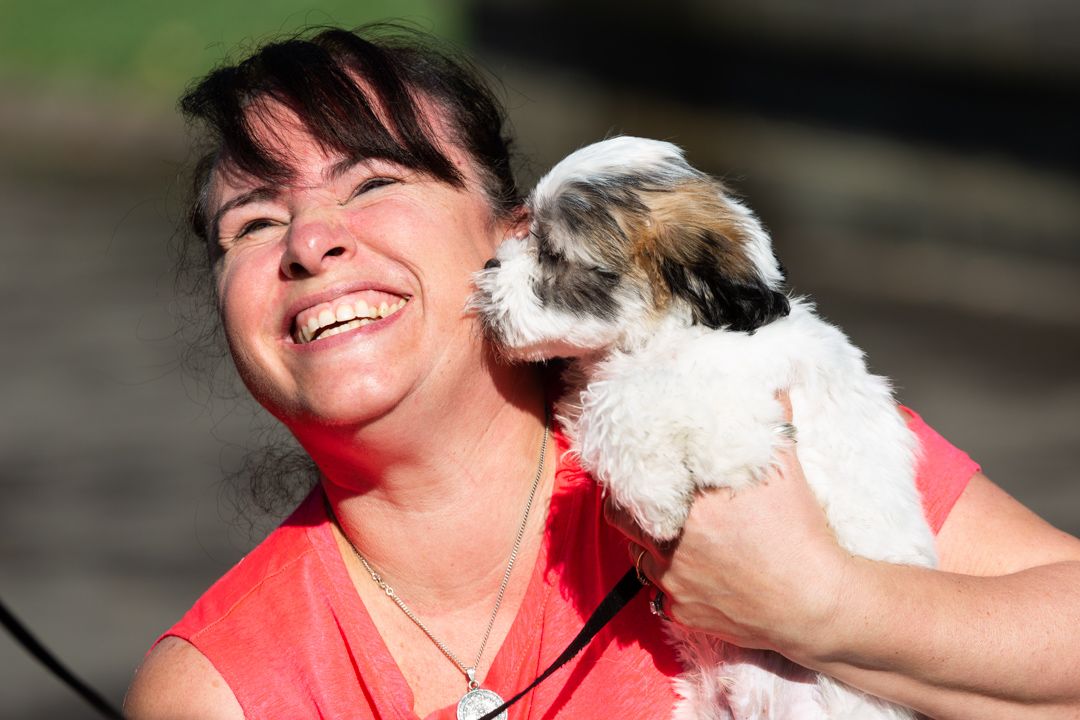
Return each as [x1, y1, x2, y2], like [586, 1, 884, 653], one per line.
[0, 595, 125, 720]
[478, 568, 645, 720]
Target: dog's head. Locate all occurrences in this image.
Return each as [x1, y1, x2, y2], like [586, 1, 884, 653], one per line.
[472, 137, 789, 360]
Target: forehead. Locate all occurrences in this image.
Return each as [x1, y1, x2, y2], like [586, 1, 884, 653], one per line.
[207, 94, 475, 199]
[210, 100, 347, 190]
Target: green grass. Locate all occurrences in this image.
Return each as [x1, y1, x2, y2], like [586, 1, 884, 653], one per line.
[0, 0, 470, 106]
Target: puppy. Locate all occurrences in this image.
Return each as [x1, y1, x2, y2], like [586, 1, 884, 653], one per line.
[472, 137, 938, 718]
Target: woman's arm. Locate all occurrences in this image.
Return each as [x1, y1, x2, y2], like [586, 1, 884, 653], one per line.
[613, 440, 1080, 719]
[124, 636, 244, 719]
[809, 472, 1080, 718]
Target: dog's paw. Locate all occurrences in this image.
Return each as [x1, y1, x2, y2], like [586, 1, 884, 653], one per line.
[625, 492, 695, 543]
[581, 430, 701, 542]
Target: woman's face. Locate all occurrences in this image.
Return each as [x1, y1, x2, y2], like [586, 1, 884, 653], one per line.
[206, 107, 516, 433]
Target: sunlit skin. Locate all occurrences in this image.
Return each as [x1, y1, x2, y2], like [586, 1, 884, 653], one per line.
[211, 117, 505, 431]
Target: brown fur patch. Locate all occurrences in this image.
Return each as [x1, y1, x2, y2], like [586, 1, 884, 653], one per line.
[619, 176, 757, 311]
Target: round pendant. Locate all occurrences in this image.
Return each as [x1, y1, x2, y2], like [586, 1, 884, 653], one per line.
[456, 687, 506, 720]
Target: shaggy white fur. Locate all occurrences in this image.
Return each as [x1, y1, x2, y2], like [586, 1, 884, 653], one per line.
[472, 137, 937, 719]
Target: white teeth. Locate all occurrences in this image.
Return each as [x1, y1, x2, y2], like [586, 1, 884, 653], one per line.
[320, 318, 369, 338]
[296, 296, 408, 344]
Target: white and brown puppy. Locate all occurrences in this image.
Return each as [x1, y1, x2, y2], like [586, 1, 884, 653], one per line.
[472, 137, 936, 720]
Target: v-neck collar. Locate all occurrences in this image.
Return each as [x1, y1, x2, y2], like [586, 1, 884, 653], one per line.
[307, 432, 580, 720]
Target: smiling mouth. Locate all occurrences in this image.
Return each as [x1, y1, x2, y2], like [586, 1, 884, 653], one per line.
[293, 295, 408, 344]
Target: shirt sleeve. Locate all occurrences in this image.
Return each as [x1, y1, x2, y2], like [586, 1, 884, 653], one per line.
[902, 407, 981, 534]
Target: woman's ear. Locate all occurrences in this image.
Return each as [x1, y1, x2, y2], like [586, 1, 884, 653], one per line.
[506, 206, 531, 240]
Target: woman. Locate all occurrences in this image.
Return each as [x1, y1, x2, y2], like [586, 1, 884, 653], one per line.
[125, 26, 1080, 719]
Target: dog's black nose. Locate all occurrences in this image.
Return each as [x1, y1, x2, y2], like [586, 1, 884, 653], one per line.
[484, 258, 501, 270]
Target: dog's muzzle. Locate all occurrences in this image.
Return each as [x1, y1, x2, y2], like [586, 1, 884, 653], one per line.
[483, 257, 501, 270]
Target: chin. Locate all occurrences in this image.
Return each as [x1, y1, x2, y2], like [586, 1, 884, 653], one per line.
[248, 362, 399, 433]
[472, 136, 935, 719]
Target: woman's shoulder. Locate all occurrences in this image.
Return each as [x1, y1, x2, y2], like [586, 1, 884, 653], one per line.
[124, 636, 244, 719]
[173, 490, 327, 637]
[130, 490, 333, 717]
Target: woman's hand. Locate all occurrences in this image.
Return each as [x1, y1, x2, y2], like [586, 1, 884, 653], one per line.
[605, 393, 853, 657]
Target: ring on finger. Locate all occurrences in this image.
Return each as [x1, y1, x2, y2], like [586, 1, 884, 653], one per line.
[774, 422, 798, 443]
[650, 589, 674, 623]
[635, 548, 651, 586]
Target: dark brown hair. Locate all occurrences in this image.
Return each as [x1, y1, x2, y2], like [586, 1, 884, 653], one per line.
[181, 24, 520, 246]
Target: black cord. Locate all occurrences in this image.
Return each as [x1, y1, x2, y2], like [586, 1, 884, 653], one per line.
[478, 568, 645, 720]
[0, 595, 125, 720]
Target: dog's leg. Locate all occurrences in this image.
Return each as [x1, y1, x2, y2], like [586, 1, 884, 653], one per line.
[574, 329, 787, 543]
[576, 370, 704, 541]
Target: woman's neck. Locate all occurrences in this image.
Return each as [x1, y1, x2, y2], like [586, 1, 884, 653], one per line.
[308, 361, 552, 606]
[303, 361, 554, 716]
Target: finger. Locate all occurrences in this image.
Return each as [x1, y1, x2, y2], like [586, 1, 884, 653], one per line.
[772, 389, 800, 450]
[628, 541, 667, 589]
[605, 496, 678, 560]
[603, 496, 648, 546]
[774, 388, 794, 423]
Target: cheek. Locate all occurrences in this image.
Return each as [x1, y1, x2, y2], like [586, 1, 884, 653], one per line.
[216, 276, 261, 390]
[358, 195, 501, 296]
[217, 274, 247, 354]
[438, 210, 510, 293]
[216, 257, 251, 336]
[216, 268, 293, 411]
[215, 250, 281, 361]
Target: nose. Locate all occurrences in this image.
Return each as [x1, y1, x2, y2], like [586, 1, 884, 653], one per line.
[484, 257, 501, 270]
[280, 213, 353, 279]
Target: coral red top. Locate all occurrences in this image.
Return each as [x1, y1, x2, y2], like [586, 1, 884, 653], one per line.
[163, 410, 977, 719]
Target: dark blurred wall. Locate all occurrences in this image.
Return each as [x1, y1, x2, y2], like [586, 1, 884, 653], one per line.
[474, 0, 1080, 175]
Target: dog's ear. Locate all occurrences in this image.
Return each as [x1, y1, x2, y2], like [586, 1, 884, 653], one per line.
[658, 237, 790, 332]
[644, 184, 790, 332]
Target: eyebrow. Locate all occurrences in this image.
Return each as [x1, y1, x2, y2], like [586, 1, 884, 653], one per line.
[328, 157, 362, 181]
[209, 186, 282, 239]
[326, 156, 414, 183]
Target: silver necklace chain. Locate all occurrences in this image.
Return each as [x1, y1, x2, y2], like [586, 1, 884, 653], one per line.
[338, 417, 549, 690]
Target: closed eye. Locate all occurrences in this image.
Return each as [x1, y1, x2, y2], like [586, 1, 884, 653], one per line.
[238, 218, 279, 238]
[346, 176, 398, 202]
[218, 216, 283, 251]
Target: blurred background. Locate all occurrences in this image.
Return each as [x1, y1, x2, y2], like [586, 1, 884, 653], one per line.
[1, 1, 1078, 716]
